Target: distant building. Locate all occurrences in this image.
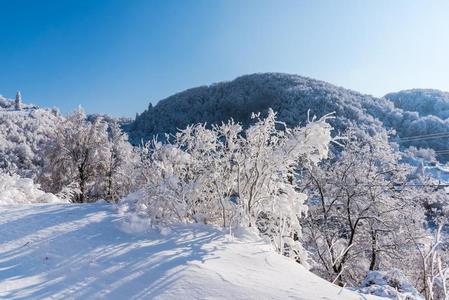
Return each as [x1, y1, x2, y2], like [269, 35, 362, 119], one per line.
[15, 91, 22, 110]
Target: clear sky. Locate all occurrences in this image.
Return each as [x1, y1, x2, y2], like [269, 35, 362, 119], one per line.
[1, 0, 449, 117]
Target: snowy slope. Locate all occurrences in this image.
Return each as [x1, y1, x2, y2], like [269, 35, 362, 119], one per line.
[0, 203, 380, 300]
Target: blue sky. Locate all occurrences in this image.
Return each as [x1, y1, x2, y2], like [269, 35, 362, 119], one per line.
[1, 0, 449, 117]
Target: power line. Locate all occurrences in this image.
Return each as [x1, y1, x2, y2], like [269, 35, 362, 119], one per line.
[394, 132, 449, 140]
[394, 133, 449, 143]
[434, 150, 449, 154]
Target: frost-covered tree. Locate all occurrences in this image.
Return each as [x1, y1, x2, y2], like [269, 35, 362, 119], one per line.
[414, 222, 449, 300]
[102, 121, 138, 202]
[405, 185, 449, 300]
[40, 108, 138, 202]
[300, 129, 427, 286]
[40, 107, 109, 202]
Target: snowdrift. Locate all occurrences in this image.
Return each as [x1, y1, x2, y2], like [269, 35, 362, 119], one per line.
[0, 173, 63, 205]
[0, 203, 380, 299]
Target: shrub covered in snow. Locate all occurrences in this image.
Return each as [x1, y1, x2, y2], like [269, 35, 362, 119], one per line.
[123, 109, 334, 264]
[359, 269, 423, 300]
[0, 172, 64, 205]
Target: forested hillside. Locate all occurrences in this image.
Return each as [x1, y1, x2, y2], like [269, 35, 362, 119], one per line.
[127, 73, 449, 160]
[385, 89, 449, 119]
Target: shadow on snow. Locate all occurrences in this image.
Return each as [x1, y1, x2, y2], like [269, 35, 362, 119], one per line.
[0, 204, 223, 299]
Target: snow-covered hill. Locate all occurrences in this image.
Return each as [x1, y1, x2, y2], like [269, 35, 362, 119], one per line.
[0, 203, 379, 299]
[126, 73, 449, 161]
[126, 73, 389, 143]
[385, 89, 449, 119]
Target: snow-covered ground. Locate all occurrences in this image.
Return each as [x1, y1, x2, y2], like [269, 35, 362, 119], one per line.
[0, 203, 380, 300]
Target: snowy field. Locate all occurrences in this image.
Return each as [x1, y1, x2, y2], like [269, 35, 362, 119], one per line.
[0, 203, 378, 300]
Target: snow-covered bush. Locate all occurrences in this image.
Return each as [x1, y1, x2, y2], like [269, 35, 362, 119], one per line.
[0, 172, 63, 204]
[359, 269, 423, 300]
[125, 109, 333, 263]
